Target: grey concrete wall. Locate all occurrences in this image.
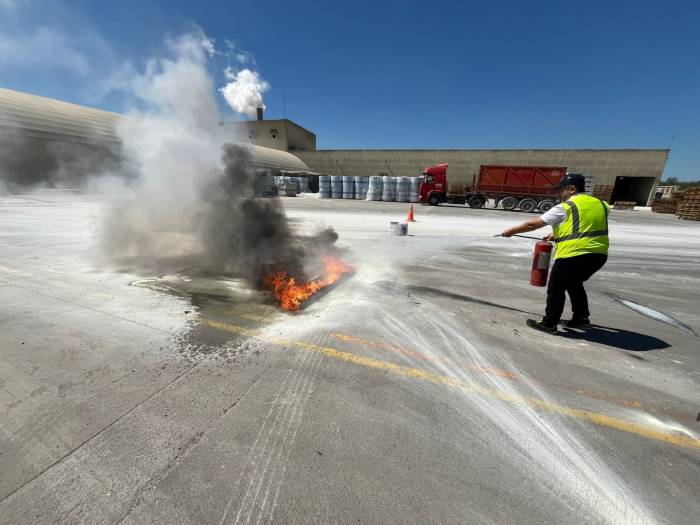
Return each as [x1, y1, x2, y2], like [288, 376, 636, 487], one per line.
[296, 149, 669, 195]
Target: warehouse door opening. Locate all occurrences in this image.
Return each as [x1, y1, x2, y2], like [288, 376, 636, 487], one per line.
[611, 177, 656, 206]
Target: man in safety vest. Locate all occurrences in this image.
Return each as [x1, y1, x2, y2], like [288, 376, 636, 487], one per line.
[501, 173, 609, 334]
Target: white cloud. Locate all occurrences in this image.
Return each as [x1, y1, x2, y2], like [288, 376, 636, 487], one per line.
[224, 38, 253, 65]
[201, 35, 215, 58]
[0, 0, 116, 83]
[0, 2, 266, 120]
[0, 26, 91, 75]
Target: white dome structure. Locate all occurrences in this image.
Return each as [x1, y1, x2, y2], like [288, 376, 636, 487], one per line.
[0, 87, 308, 188]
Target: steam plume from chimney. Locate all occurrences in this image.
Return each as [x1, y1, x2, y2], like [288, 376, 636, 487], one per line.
[220, 67, 270, 119]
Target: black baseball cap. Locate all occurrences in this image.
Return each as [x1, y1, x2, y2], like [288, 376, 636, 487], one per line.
[555, 173, 585, 192]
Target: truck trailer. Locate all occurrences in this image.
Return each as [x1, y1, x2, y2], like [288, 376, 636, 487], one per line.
[419, 164, 568, 212]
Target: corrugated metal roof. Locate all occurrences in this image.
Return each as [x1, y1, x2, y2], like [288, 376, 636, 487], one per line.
[0, 87, 309, 172]
[0, 87, 121, 145]
[248, 144, 308, 172]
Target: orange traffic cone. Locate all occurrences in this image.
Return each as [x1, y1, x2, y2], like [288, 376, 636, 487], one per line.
[407, 205, 416, 222]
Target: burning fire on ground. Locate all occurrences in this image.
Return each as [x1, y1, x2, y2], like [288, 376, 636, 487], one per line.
[263, 255, 352, 311]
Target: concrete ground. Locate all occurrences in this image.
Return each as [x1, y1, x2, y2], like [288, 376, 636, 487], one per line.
[1, 191, 699, 524]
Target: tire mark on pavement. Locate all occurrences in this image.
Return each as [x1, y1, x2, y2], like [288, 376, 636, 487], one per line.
[218, 350, 304, 524]
[218, 334, 324, 525]
[263, 330, 329, 524]
[253, 331, 326, 524]
[204, 320, 700, 451]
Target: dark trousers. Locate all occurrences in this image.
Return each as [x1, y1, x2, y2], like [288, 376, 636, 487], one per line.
[543, 253, 607, 326]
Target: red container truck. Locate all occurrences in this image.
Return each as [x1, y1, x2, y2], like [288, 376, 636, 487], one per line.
[419, 164, 567, 212]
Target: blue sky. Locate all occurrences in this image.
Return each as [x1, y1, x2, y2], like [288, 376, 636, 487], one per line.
[1, 0, 698, 180]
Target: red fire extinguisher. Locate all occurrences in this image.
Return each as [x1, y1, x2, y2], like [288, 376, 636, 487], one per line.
[530, 241, 553, 286]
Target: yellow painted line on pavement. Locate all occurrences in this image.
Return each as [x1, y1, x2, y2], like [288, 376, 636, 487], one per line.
[330, 332, 519, 380]
[202, 319, 261, 337]
[203, 319, 700, 450]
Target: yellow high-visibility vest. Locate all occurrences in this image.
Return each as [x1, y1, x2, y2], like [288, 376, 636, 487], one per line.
[552, 193, 610, 259]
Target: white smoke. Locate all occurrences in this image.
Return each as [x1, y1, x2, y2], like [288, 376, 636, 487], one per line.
[219, 68, 270, 118]
[120, 34, 221, 132]
[98, 32, 232, 270]
[98, 31, 338, 287]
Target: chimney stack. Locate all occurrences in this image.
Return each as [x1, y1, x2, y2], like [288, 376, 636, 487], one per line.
[256, 107, 264, 121]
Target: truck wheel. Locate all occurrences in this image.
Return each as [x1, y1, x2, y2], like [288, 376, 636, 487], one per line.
[501, 197, 518, 211]
[538, 200, 555, 213]
[468, 196, 486, 209]
[428, 194, 441, 206]
[519, 199, 537, 213]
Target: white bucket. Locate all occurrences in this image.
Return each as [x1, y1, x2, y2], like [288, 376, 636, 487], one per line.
[389, 221, 408, 236]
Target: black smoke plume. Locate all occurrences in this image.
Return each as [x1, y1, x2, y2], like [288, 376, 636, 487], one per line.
[100, 142, 338, 294]
[198, 143, 338, 287]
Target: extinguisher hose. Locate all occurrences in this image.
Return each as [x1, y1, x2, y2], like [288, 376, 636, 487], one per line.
[494, 234, 545, 241]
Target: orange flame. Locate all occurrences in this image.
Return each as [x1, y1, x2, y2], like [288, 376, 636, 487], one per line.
[263, 255, 352, 311]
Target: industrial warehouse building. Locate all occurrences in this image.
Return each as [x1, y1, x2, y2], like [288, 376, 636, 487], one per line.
[1, 87, 669, 205]
[295, 149, 669, 206]
[241, 119, 669, 206]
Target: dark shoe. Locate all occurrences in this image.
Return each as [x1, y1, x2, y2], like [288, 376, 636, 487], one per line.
[526, 319, 558, 334]
[563, 318, 591, 329]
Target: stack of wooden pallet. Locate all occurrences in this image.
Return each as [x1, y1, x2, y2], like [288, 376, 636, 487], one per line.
[613, 201, 636, 210]
[651, 198, 678, 214]
[592, 184, 613, 202]
[676, 187, 700, 221]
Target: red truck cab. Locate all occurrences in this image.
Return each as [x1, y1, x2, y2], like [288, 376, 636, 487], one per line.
[420, 163, 449, 205]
